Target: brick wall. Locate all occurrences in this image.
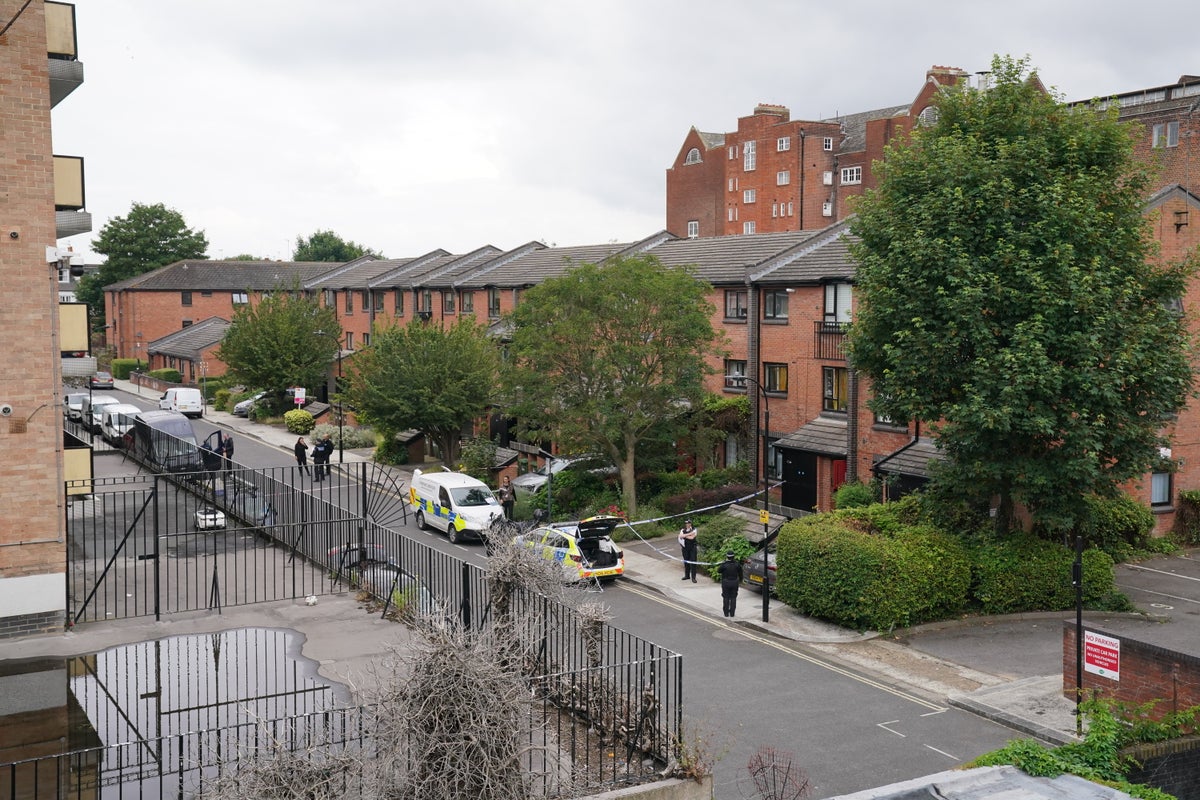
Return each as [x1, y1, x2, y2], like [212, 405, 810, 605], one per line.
[1124, 737, 1200, 800]
[0, 1, 68, 636]
[1062, 623, 1200, 718]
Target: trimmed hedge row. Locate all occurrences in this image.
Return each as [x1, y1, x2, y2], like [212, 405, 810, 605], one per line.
[774, 503, 1119, 632]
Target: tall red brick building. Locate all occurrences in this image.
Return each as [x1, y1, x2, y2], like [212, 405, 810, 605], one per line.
[0, 1, 88, 637]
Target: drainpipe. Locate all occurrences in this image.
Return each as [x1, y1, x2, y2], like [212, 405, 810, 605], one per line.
[846, 367, 859, 483]
[797, 129, 806, 230]
[747, 271, 762, 483]
[871, 420, 921, 500]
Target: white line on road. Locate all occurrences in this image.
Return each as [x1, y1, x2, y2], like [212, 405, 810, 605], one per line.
[1115, 583, 1200, 606]
[620, 584, 947, 712]
[877, 721, 906, 737]
[920, 709, 948, 717]
[924, 744, 958, 760]
[1124, 564, 1200, 582]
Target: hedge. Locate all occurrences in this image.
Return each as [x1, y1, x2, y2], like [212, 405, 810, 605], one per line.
[110, 359, 147, 380]
[148, 368, 182, 383]
[970, 536, 1114, 614]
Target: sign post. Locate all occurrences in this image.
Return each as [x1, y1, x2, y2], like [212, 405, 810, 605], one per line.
[1083, 630, 1120, 681]
[293, 387, 306, 407]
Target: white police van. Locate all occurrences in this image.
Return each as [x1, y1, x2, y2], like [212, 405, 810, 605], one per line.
[409, 469, 502, 545]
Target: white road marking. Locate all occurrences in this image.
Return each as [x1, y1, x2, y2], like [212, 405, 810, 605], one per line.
[1116, 584, 1200, 606]
[877, 721, 906, 737]
[924, 744, 958, 759]
[1124, 564, 1200, 582]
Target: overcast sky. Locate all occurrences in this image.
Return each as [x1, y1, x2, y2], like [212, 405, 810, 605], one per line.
[52, 1, 1199, 263]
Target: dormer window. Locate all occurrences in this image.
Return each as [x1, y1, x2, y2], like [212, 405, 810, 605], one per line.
[684, 147, 702, 165]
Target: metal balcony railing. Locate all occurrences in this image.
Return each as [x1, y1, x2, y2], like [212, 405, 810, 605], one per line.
[814, 320, 848, 361]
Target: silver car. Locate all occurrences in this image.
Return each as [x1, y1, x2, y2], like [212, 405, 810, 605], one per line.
[743, 548, 776, 593]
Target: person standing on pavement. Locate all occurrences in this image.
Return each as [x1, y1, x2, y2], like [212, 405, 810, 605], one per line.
[497, 475, 515, 520]
[679, 519, 699, 582]
[716, 551, 743, 617]
[294, 437, 310, 477]
[312, 436, 332, 482]
[221, 434, 235, 468]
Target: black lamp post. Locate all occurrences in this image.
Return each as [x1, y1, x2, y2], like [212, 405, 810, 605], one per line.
[537, 447, 555, 522]
[735, 375, 771, 623]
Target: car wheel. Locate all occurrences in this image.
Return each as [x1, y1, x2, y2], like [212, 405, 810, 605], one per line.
[447, 526, 462, 545]
[415, 510, 428, 531]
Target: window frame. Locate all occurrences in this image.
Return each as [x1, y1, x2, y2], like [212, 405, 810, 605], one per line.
[743, 221, 756, 235]
[181, 290, 192, 307]
[743, 140, 757, 171]
[763, 362, 788, 394]
[763, 289, 789, 321]
[743, 188, 756, 204]
[840, 166, 862, 185]
[461, 291, 474, 313]
[373, 291, 385, 313]
[777, 136, 791, 152]
[344, 290, 354, 314]
[822, 366, 848, 412]
[824, 282, 852, 323]
[443, 290, 456, 314]
[1151, 471, 1173, 506]
[394, 289, 405, 316]
[1153, 121, 1180, 148]
[724, 289, 748, 320]
[360, 290, 370, 312]
[686, 220, 699, 238]
[487, 288, 501, 318]
[724, 359, 747, 389]
[823, 136, 834, 151]
[776, 170, 790, 186]
[684, 147, 702, 164]
[232, 291, 249, 305]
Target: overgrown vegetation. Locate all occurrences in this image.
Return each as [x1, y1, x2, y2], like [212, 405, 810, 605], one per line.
[970, 698, 1198, 800]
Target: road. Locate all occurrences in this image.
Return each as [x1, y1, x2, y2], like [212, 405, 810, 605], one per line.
[79, 387, 1026, 798]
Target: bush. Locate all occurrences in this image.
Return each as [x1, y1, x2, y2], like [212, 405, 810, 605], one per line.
[640, 471, 697, 504]
[284, 409, 315, 434]
[213, 389, 232, 412]
[375, 434, 411, 465]
[1078, 495, 1153, 561]
[775, 513, 971, 631]
[697, 462, 752, 489]
[661, 484, 759, 516]
[458, 437, 498, 484]
[110, 358, 146, 380]
[833, 481, 875, 509]
[970, 536, 1116, 614]
[312, 422, 375, 450]
[1176, 490, 1200, 544]
[148, 368, 181, 383]
[526, 468, 612, 519]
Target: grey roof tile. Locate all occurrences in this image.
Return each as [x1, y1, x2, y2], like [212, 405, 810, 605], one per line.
[106, 260, 342, 292]
[775, 416, 848, 457]
[147, 316, 230, 359]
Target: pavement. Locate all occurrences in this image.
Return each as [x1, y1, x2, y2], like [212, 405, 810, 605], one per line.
[37, 379, 1199, 748]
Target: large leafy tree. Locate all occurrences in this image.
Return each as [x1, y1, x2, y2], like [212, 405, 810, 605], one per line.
[78, 202, 208, 321]
[346, 318, 499, 465]
[847, 55, 1197, 535]
[502, 255, 721, 516]
[293, 230, 381, 262]
[215, 290, 340, 407]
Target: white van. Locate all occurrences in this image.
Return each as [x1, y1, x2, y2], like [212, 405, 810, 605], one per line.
[81, 394, 121, 433]
[100, 403, 142, 446]
[159, 387, 203, 419]
[409, 469, 502, 545]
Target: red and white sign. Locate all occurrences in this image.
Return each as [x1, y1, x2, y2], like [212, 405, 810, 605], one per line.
[293, 387, 306, 406]
[1083, 630, 1120, 681]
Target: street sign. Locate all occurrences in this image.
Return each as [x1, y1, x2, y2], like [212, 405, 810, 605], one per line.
[1083, 630, 1120, 681]
[759, 509, 770, 525]
[293, 387, 306, 406]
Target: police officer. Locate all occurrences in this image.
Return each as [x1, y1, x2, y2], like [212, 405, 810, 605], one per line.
[716, 551, 744, 618]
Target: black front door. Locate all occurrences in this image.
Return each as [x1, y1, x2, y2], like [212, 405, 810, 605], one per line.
[781, 450, 817, 512]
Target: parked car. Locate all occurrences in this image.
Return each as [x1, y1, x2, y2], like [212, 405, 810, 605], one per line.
[743, 547, 776, 594]
[513, 514, 625, 582]
[100, 403, 142, 446]
[88, 371, 114, 389]
[82, 394, 122, 433]
[510, 455, 614, 494]
[232, 391, 267, 417]
[159, 387, 203, 419]
[194, 505, 226, 531]
[325, 543, 434, 615]
[64, 392, 88, 421]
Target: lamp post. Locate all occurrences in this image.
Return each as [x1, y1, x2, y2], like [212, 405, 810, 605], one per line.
[199, 361, 207, 417]
[537, 447, 555, 523]
[734, 375, 771, 623]
[314, 331, 344, 464]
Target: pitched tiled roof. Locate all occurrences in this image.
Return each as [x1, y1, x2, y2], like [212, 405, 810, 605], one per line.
[453, 240, 640, 288]
[749, 219, 857, 284]
[872, 437, 945, 479]
[698, 130, 725, 150]
[105, 260, 342, 292]
[775, 416, 848, 457]
[147, 317, 230, 359]
[303, 255, 407, 290]
[826, 103, 909, 153]
[365, 250, 455, 289]
[646, 229, 818, 284]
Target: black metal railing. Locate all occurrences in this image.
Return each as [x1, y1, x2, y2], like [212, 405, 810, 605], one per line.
[814, 320, 848, 361]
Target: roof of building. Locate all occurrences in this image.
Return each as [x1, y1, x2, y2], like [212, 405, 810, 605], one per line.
[749, 219, 857, 284]
[147, 316, 230, 359]
[872, 437, 945, 479]
[453, 240, 644, 289]
[105, 260, 340, 292]
[698, 130, 725, 150]
[776, 416, 848, 457]
[827, 103, 910, 153]
[647, 229, 818, 284]
[827, 766, 1135, 800]
[304, 255, 406, 290]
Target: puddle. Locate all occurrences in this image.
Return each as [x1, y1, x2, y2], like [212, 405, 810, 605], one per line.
[0, 628, 352, 796]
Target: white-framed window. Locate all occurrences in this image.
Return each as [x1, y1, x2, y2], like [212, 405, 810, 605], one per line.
[1151, 472, 1173, 506]
[771, 203, 778, 218]
[345, 332, 353, 349]
[787, 201, 794, 216]
[824, 282, 853, 323]
[728, 145, 738, 159]
[743, 221, 756, 234]
[777, 136, 791, 152]
[728, 178, 736, 192]
[232, 291, 249, 305]
[324, 289, 336, 308]
[684, 147, 702, 164]
[362, 332, 370, 347]
[776, 170, 790, 185]
[743, 140, 756, 171]
[687, 220, 699, 238]
[743, 188, 756, 203]
[840, 166, 862, 185]
[1153, 121, 1180, 148]
[823, 136, 834, 151]
[727, 207, 735, 222]
[461, 292, 474, 313]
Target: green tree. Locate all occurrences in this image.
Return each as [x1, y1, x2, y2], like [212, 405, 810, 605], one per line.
[214, 290, 340, 408]
[502, 255, 721, 517]
[847, 55, 1197, 535]
[78, 202, 208, 322]
[292, 230, 381, 262]
[346, 318, 499, 465]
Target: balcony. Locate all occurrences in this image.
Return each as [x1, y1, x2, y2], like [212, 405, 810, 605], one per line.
[814, 321, 848, 361]
[54, 154, 91, 237]
[46, 2, 83, 107]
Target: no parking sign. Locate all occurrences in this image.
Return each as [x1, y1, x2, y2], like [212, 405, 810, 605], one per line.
[293, 387, 306, 406]
[1083, 631, 1120, 681]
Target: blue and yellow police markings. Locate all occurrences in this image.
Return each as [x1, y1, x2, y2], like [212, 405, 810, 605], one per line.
[408, 488, 467, 531]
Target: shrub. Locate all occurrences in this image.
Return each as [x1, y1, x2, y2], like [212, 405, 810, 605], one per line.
[705, 535, 756, 581]
[375, 434, 410, 465]
[970, 536, 1116, 614]
[312, 422, 375, 450]
[661, 484, 759, 516]
[110, 358, 146, 379]
[458, 437, 498, 484]
[697, 462, 752, 490]
[148, 368, 181, 383]
[1078, 494, 1153, 561]
[833, 481, 875, 509]
[284, 409, 315, 434]
[640, 471, 697, 504]
[775, 515, 970, 631]
[526, 468, 611, 519]
[1176, 490, 1200, 544]
[213, 388, 232, 412]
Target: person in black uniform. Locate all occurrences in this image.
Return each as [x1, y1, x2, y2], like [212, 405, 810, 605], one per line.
[679, 519, 699, 582]
[716, 551, 744, 618]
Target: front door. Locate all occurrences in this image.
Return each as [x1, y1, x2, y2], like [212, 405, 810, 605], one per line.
[781, 450, 817, 512]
